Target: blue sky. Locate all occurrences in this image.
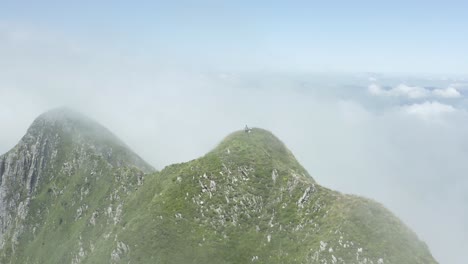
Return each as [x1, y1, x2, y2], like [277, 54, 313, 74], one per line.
[1, 0, 467, 74]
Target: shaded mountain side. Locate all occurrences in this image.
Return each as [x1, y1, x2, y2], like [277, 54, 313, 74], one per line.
[0, 109, 437, 264]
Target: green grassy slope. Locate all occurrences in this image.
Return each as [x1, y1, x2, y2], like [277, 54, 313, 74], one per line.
[0, 112, 437, 264]
[84, 128, 437, 264]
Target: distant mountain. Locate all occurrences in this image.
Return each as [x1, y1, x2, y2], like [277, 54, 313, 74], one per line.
[0, 108, 437, 263]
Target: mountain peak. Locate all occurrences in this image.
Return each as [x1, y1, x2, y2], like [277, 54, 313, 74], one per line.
[17, 107, 154, 173]
[212, 127, 314, 182]
[22, 107, 133, 155]
[27, 107, 102, 133]
[215, 128, 290, 154]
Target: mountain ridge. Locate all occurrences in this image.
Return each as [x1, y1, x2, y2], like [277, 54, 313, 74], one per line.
[0, 108, 437, 263]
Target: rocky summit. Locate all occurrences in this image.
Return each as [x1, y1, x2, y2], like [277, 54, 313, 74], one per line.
[0, 108, 437, 263]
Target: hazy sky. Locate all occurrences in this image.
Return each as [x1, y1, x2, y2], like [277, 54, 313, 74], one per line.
[1, 0, 468, 74]
[1, 2, 468, 263]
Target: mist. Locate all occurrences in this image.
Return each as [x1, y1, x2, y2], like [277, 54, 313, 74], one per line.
[1, 20, 468, 264]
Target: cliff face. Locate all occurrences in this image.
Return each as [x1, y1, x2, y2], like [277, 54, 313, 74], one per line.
[0, 109, 437, 264]
[0, 113, 63, 249]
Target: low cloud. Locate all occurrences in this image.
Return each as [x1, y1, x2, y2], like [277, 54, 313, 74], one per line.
[402, 101, 456, 120]
[369, 84, 462, 99]
[369, 83, 429, 99]
[433, 87, 461, 98]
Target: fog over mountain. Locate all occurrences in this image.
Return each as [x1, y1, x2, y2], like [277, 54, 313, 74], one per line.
[1, 2, 468, 262]
[2, 67, 468, 263]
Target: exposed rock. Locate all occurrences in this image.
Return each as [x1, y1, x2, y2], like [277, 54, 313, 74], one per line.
[111, 241, 129, 263]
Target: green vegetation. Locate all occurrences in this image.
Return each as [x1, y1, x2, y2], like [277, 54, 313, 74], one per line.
[0, 111, 437, 263]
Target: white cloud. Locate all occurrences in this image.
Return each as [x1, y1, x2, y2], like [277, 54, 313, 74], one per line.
[368, 83, 384, 95]
[368, 83, 429, 99]
[433, 87, 461, 98]
[393, 84, 430, 98]
[402, 101, 456, 120]
[369, 83, 463, 99]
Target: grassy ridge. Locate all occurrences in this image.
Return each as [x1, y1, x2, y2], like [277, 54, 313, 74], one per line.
[0, 118, 437, 263]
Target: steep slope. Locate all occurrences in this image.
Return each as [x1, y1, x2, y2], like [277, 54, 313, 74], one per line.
[0, 108, 154, 263]
[86, 129, 436, 263]
[0, 109, 437, 264]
